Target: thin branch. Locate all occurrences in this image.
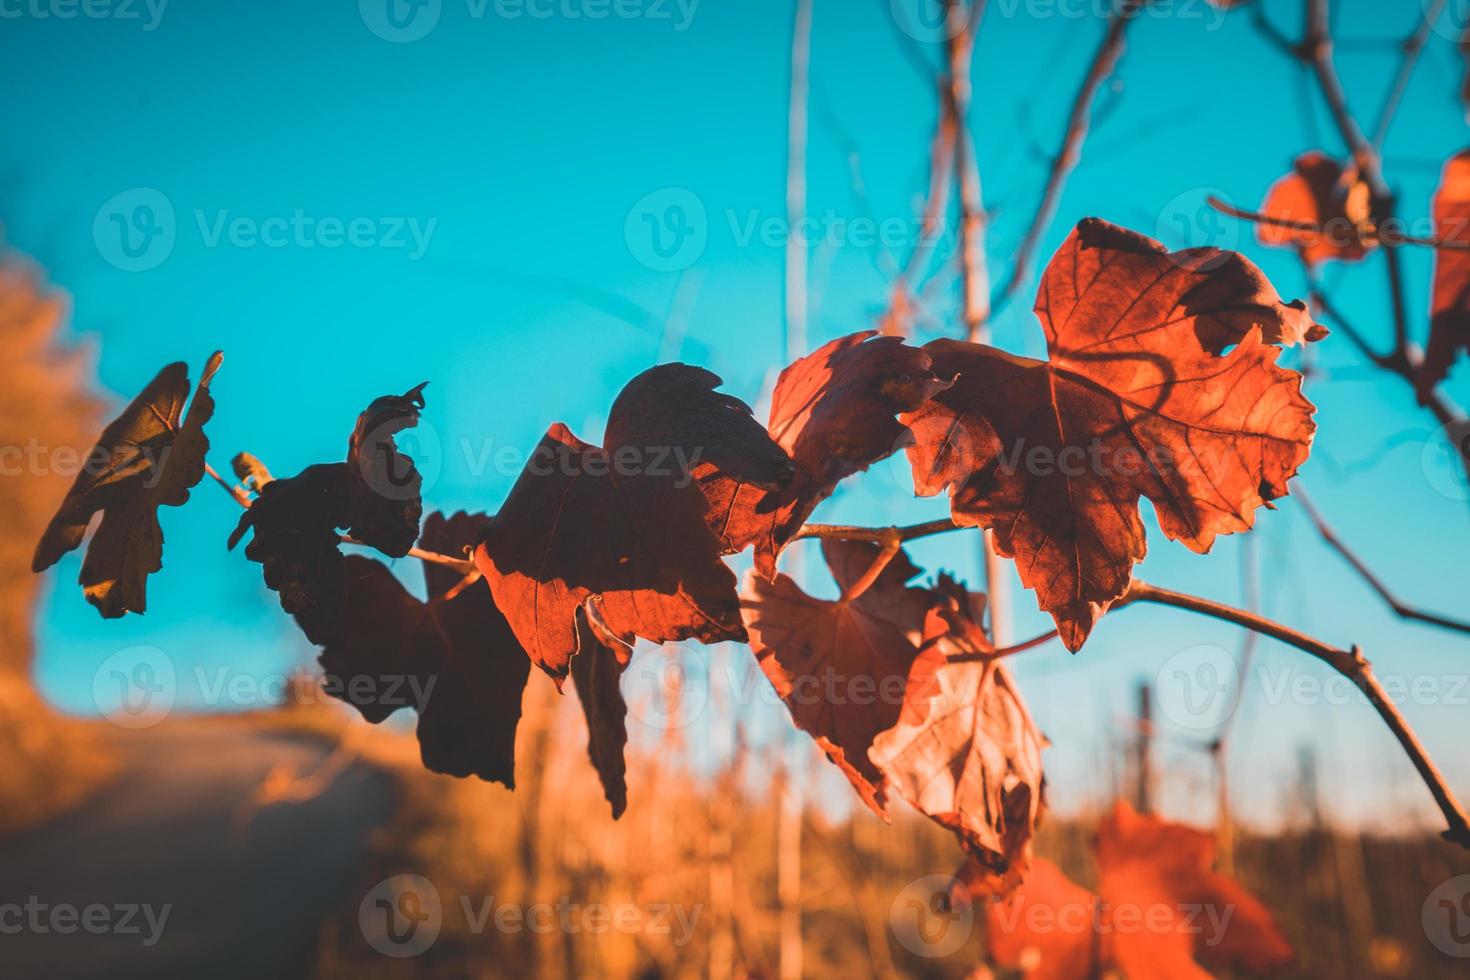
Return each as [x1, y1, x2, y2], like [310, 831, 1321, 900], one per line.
[1206, 196, 1470, 251]
[946, 627, 1059, 663]
[204, 462, 252, 508]
[1294, 486, 1470, 635]
[792, 518, 963, 544]
[989, 0, 1142, 316]
[1122, 579, 1470, 846]
[945, 0, 992, 341]
[1369, 0, 1445, 153]
[837, 528, 902, 605]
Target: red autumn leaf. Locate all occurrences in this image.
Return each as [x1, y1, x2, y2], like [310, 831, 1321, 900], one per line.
[475, 364, 787, 686]
[705, 331, 952, 578]
[570, 605, 630, 819]
[981, 803, 1294, 979]
[904, 219, 1320, 650]
[870, 584, 1046, 893]
[33, 352, 221, 617]
[739, 539, 936, 814]
[1420, 150, 1470, 398]
[319, 511, 531, 787]
[228, 382, 428, 644]
[1257, 151, 1375, 265]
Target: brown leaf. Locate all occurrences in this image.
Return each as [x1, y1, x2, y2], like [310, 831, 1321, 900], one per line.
[981, 804, 1294, 980]
[904, 219, 1319, 649]
[1421, 150, 1470, 397]
[739, 539, 936, 814]
[229, 382, 428, 644]
[870, 582, 1045, 892]
[570, 606, 630, 819]
[706, 331, 951, 578]
[33, 352, 221, 617]
[1258, 151, 1375, 265]
[475, 364, 781, 686]
[319, 511, 530, 787]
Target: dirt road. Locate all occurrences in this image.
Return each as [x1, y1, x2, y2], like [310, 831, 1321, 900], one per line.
[0, 718, 394, 979]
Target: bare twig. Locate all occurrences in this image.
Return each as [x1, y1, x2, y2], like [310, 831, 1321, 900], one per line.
[990, 0, 1143, 317]
[1294, 486, 1470, 635]
[1369, 0, 1445, 153]
[945, 627, 1060, 663]
[1206, 196, 1470, 251]
[836, 528, 903, 605]
[792, 518, 963, 544]
[1121, 579, 1470, 846]
[945, 0, 991, 341]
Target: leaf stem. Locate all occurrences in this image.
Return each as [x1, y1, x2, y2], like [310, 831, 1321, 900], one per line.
[792, 518, 963, 544]
[836, 527, 903, 606]
[1122, 578, 1470, 846]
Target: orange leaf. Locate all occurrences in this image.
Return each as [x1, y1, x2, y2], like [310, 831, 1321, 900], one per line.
[1258, 151, 1375, 265]
[1421, 149, 1470, 397]
[707, 331, 951, 578]
[904, 219, 1320, 649]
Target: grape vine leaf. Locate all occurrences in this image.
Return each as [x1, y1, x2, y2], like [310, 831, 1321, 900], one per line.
[1421, 150, 1470, 398]
[981, 803, 1294, 979]
[228, 382, 427, 644]
[869, 582, 1046, 894]
[740, 540, 933, 814]
[33, 352, 221, 617]
[1257, 151, 1374, 265]
[570, 605, 630, 819]
[704, 331, 952, 578]
[319, 511, 531, 787]
[904, 219, 1321, 650]
[475, 364, 786, 686]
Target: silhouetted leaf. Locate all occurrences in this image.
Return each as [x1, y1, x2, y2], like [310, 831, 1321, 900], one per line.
[33, 352, 221, 617]
[570, 606, 630, 819]
[1421, 150, 1470, 398]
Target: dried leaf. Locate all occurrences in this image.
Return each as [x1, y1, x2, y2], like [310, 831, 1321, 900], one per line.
[1258, 151, 1375, 265]
[739, 539, 934, 813]
[228, 382, 428, 643]
[33, 352, 221, 617]
[570, 607, 630, 819]
[904, 219, 1319, 649]
[319, 511, 530, 787]
[870, 592, 1045, 892]
[475, 364, 782, 686]
[1421, 150, 1470, 397]
[706, 331, 952, 578]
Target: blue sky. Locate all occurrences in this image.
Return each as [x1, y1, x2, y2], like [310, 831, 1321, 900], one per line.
[5, 0, 1469, 832]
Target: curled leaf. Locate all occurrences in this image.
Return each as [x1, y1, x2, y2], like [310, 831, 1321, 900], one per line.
[904, 219, 1319, 649]
[570, 606, 630, 819]
[229, 382, 429, 643]
[1258, 151, 1375, 265]
[33, 352, 221, 617]
[476, 364, 778, 685]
